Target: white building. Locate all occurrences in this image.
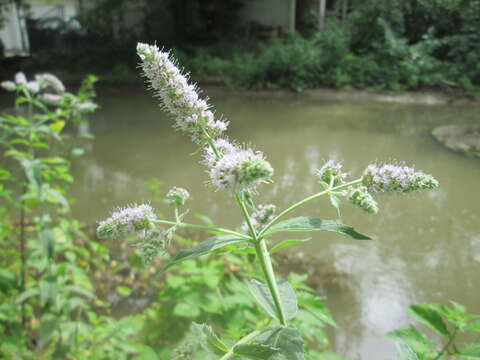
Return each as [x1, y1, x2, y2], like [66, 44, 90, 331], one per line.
[0, 0, 78, 56]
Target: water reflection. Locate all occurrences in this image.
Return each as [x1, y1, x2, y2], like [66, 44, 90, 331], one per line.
[64, 86, 480, 360]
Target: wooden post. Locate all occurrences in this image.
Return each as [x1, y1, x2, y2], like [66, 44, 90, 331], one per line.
[342, 0, 348, 19]
[289, 0, 296, 32]
[318, 0, 326, 32]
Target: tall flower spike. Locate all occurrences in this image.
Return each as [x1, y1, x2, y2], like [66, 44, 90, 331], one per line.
[97, 204, 157, 239]
[137, 43, 228, 142]
[209, 147, 274, 193]
[362, 163, 439, 194]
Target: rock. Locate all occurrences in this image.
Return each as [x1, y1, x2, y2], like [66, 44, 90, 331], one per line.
[432, 125, 480, 158]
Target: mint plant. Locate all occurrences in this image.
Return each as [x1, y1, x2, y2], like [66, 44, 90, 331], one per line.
[97, 43, 439, 359]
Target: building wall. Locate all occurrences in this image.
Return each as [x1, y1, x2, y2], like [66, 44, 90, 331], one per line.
[240, 0, 295, 32]
[0, 3, 29, 52]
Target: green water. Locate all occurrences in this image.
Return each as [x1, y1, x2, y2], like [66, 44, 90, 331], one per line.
[30, 86, 480, 359]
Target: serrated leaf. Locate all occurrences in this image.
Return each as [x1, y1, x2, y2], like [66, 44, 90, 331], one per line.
[453, 343, 480, 358]
[248, 279, 298, 321]
[270, 238, 311, 254]
[409, 304, 449, 336]
[234, 343, 279, 359]
[192, 323, 228, 355]
[264, 217, 371, 240]
[164, 235, 247, 270]
[387, 326, 433, 355]
[250, 326, 304, 360]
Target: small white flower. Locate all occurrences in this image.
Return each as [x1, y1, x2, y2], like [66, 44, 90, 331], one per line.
[97, 204, 157, 239]
[26, 81, 40, 94]
[1, 81, 17, 92]
[209, 147, 274, 193]
[73, 102, 98, 112]
[362, 163, 439, 194]
[241, 204, 276, 234]
[315, 160, 347, 187]
[39, 93, 63, 106]
[166, 187, 190, 207]
[35, 73, 65, 93]
[14, 72, 27, 86]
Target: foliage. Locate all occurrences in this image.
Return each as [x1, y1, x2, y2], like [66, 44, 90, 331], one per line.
[389, 302, 480, 359]
[0, 73, 156, 359]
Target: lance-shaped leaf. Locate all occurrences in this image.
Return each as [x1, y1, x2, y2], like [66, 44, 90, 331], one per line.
[263, 217, 371, 240]
[248, 279, 298, 321]
[164, 235, 247, 270]
[452, 343, 480, 359]
[248, 326, 304, 360]
[409, 304, 449, 336]
[233, 343, 279, 359]
[270, 238, 311, 254]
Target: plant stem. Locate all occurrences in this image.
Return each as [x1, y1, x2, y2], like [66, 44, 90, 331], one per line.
[219, 329, 262, 360]
[236, 195, 287, 326]
[19, 194, 26, 328]
[152, 219, 251, 240]
[258, 178, 362, 238]
[434, 328, 457, 360]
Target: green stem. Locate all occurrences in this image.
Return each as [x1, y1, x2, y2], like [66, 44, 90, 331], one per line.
[219, 329, 262, 360]
[258, 178, 362, 238]
[254, 238, 287, 325]
[434, 328, 457, 360]
[236, 195, 287, 326]
[152, 219, 251, 240]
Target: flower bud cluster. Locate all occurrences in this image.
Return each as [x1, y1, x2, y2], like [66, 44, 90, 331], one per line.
[348, 186, 379, 214]
[137, 43, 228, 142]
[315, 160, 347, 187]
[208, 142, 274, 193]
[362, 163, 439, 194]
[2, 72, 66, 97]
[97, 204, 157, 239]
[166, 187, 190, 207]
[241, 204, 276, 234]
[35, 73, 66, 93]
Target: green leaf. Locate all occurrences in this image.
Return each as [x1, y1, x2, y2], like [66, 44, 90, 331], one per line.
[250, 326, 304, 360]
[39, 276, 58, 306]
[248, 279, 298, 321]
[39, 313, 59, 349]
[233, 343, 279, 359]
[16, 287, 40, 304]
[395, 343, 420, 360]
[116, 286, 132, 297]
[264, 217, 371, 240]
[173, 303, 200, 318]
[409, 304, 449, 336]
[164, 235, 247, 270]
[270, 238, 311, 254]
[192, 323, 228, 355]
[48, 120, 65, 134]
[71, 147, 85, 157]
[387, 326, 434, 355]
[453, 343, 480, 358]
